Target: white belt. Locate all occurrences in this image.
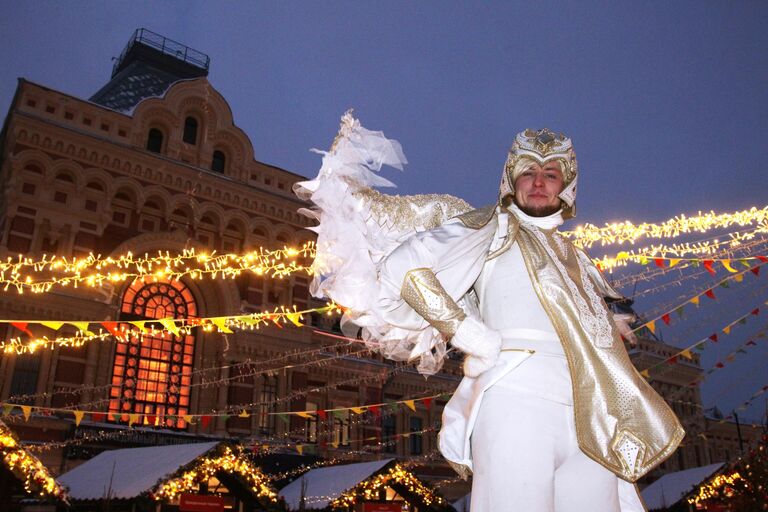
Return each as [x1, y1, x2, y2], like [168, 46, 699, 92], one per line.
[498, 328, 564, 356]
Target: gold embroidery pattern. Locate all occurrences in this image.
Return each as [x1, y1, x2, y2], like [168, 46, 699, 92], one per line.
[524, 223, 613, 348]
[355, 188, 472, 232]
[401, 268, 466, 338]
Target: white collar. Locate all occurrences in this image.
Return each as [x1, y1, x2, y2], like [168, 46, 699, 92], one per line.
[507, 203, 564, 230]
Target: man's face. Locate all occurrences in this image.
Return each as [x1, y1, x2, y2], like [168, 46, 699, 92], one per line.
[513, 160, 564, 217]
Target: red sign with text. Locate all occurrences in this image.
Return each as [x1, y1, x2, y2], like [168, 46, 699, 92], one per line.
[359, 502, 404, 512]
[179, 494, 225, 512]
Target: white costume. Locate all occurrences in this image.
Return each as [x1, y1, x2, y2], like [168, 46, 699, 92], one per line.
[296, 114, 684, 512]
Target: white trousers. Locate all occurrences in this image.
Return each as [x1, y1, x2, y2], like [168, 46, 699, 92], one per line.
[469, 344, 622, 512]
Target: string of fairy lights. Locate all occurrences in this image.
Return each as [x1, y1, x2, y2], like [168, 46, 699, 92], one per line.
[1, 204, 767, 502]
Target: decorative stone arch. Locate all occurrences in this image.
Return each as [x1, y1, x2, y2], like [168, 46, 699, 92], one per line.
[197, 204, 226, 232]
[132, 103, 178, 149]
[223, 211, 250, 236]
[168, 197, 197, 232]
[13, 149, 53, 178]
[273, 226, 295, 247]
[111, 178, 145, 208]
[48, 159, 85, 189]
[82, 167, 112, 195]
[142, 186, 173, 219]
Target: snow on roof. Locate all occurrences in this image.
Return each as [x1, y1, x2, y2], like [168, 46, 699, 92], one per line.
[641, 462, 724, 510]
[58, 441, 219, 500]
[280, 458, 393, 510]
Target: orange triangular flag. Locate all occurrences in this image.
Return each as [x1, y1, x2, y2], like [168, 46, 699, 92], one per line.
[129, 413, 139, 426]
[21, 405, 32, 421]
[350, 407, 366, 415]
[296, 444, 304, 455]
[646, 320, 656, 334]
[690, 296, 700, 306]
[74, 410, 85, 426]
[403, 400, 416, 412]
[669, 259, 681, 268]
[640, 369, 650, 378]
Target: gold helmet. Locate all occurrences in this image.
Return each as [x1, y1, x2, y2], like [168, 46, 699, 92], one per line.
[499, 128, 578, 219]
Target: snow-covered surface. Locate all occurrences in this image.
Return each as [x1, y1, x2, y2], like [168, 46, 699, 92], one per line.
[280, 458, 393, 510]
[58, 441, 219, 500]
[641, 462, 724, 510]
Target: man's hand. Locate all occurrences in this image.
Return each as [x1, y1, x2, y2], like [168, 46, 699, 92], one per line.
[451, 317, 502, 377]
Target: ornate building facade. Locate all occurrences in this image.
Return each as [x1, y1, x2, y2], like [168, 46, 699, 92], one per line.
[0, 29, 460, 492]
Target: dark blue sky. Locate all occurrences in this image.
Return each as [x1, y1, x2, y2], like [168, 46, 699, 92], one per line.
[1, 2, 766, 422]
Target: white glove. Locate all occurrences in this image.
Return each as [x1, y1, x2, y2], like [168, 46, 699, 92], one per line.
[450, 317, 502, 377]
[613, 313, 638, 346]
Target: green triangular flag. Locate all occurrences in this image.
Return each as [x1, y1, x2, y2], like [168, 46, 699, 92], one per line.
[277, 413, 289, 424]
[675, 306, 685, 318]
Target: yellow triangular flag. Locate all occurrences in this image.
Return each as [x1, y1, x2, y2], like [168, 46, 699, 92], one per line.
[723, 326, 731, 335]
[183, 415, 194, 424]
[350, 407, 366, 415]
[722, 260, 737, 273]
[73, 410, 85, 426]
[158, 318, 181, 337]
[70, 321, 94, 335]
[210, 317, 233, 334]
[680, 349, 693, 360]
[238, 410, 250, 418]
[130, 321, 149, 333]
[640, 369, 650, 378]
[403, 400, 416, 412]
[129, 413, 139, 426]
[646, 320, 656, 334]
[669, 259, 681, 268]
[331, 441, 339, 449]
[296, 444, 304, 455]
[296, 412, 313, 419]
[690, 296, 700, 306]
[40, 321, 64, 331]
[21, 405, 32, 421]
[286, 312, 304, 327]
[734, 274, 744, 283]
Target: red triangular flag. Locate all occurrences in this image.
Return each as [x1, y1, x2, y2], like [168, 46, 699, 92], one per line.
[704, 289, 716, 299]
[317, 409, 327, 421]
[654, 258, 666, 268]
[200, 415, 212, 428]
[147, 414, 157, 426]
[11, 322, 33, 337]
[92, 412, 106, 422]
[703, 260, 716, 275]
[668, 356, 678, 365]
[757, 255, 768, 262]
[751, 266, 761, 276]
[661, 314, 671, 326]
[709, 334, 719, 342]
[101, 321, 122, 337]
[751, 308, 760, 316]
[368, 405, 381, 417]
[715, 362, 724, 368]
[423, 398, 433, 410]
[746, 340, 757, 346]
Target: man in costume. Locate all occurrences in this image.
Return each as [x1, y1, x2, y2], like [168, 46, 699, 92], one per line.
[297, 116, 684, 512]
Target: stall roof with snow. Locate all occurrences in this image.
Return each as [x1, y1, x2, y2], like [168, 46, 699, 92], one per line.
[641, 462, 725, 510]
[279, 458, 449, 511]
[0, 418, 68, 503]
[58, 441, 279, 508]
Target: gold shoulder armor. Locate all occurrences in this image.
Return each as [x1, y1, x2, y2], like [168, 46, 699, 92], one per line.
[454, 204, 497, 229]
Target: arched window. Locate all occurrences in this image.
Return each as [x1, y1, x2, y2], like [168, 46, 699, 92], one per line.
[146, 128, 163, 153]
[109, 279, 197, 429]
[211, 150, 226, 173]
[183, 116, 198, 145]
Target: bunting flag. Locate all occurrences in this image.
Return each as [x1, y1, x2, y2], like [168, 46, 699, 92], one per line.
[21, 405, 31, 421]
[238, 410, 250, 418]
[661, 314, 671, 326]
[200, 416, 212, 428]
[403, 400, 417, 412]
[73, 410, 84, 426]
[638, 303, 765, 380]
[704, 289, 716, 299]
[703, 260, 716, 275]
[691, 296, 701, 306]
